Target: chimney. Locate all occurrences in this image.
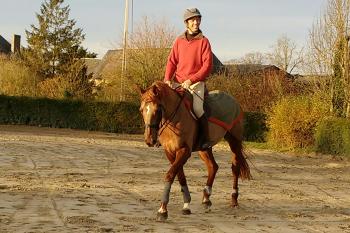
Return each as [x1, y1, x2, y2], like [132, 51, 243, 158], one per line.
[11, 34, 21, 54]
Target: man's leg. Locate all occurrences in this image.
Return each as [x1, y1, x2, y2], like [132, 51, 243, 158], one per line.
[197, 114, 211, 149]
[189, 82, 211, 150]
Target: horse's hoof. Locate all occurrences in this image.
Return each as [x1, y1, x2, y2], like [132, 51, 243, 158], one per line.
[156, 211, 168, 221]
[202, 200, 212, 208]
[202, 200, 212, 212]
[182, 208, 191, 215]
[231, 202, 239, 208]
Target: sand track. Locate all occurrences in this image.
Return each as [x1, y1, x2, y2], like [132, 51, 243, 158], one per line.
[0, 125, 349, 232]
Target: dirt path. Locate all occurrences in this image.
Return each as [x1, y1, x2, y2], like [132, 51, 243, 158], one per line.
[0, 125, 349, 233]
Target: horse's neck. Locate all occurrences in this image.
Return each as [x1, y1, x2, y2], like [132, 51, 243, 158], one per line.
[161, 91, 186, 121]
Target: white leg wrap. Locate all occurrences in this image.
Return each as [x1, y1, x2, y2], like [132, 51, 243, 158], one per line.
[181, 185, 191, 203]
[232, 188, 238, 195]
[183, 203, 190, 210]
[158, 206, 167, 213]
[204, 185, 212, 195]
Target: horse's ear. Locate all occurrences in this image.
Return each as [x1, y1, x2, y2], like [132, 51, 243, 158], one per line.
[152, 85, 159, 96]
[135, 84, 145, 96]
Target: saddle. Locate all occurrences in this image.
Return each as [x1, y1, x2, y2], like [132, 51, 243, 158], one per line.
[178, 89, 243, 130]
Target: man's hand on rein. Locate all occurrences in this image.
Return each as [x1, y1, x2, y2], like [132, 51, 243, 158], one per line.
[181, 80, 192, 89]
[164, 80, 172, 87]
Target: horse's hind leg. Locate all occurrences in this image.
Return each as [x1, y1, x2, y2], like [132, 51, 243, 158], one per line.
[177, 168, 191, 215]
[198, 148, 218, 209]
[225, 130, 251, 208]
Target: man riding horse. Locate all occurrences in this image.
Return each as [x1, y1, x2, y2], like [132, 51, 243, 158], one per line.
[164, 7, 213, 150]
[138, 7, 250, 220]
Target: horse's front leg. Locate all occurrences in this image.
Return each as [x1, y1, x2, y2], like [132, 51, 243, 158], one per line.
[177, 167, 191, 215]
[157, 147, 191, 221]
[198, 148, 218, 210]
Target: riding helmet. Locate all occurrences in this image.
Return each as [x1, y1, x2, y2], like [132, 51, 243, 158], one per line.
[183, 8, 202, 22]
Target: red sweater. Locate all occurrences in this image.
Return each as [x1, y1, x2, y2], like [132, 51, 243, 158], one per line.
[164, 32, 213, 84]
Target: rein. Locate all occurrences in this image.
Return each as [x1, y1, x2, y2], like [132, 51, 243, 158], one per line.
[157, 87, 185, 137]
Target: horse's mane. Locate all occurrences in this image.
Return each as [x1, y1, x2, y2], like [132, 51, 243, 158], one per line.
[141, 81, 175, 102]
[153, 81, 170, 92]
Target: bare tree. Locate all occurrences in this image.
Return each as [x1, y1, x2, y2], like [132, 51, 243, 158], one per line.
[98, 17, 177, 102]
[126, 16, 178, 88]
[226, 51, 267, 65]
[267, 35, 304, 74]
[239, 51, 266, 64]
[308, 0, 350, 117]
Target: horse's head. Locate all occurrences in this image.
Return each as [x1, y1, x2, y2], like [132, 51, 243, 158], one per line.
[137, 82, 166, 147]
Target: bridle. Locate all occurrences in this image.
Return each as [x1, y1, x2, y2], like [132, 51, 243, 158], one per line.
[144, 106, 162, 130]
[142, 86, 185, 143]
[157, 92, 184, 136]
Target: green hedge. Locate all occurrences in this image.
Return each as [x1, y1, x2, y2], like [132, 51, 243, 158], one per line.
[315, 117, 350, 156]
[243, 112, 267, 142]
[0, 95, 267, 141]
[266, 95, 328, 150]
[0, 95, 143, 133]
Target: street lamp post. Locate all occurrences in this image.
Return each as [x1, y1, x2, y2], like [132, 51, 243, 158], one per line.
[120, 0, 129, 101]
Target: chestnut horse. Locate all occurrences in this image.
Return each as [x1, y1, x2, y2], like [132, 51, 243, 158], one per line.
[138, 81, 251, 220]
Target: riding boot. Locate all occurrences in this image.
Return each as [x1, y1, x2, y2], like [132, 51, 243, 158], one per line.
[198, 115, 211, 150]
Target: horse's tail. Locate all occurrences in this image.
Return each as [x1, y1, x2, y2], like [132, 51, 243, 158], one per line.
[239, 145, 252, 180]
[225, 129, 252, 180]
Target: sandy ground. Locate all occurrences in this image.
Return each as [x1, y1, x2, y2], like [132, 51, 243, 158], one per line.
[0, 125, 349, 233]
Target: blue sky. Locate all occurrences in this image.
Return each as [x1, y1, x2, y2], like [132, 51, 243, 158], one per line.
[1, 0, 327, 61]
